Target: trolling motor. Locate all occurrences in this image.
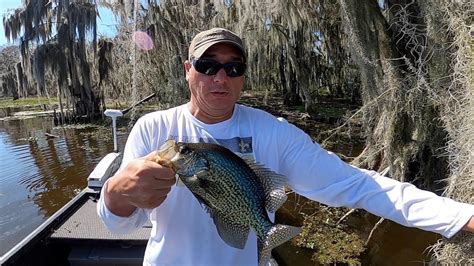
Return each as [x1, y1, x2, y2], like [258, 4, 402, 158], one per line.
[105, 93, 157, 152]
[87, 93, 156, 191]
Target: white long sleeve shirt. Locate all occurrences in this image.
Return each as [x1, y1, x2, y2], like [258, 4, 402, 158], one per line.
[98, 103, 474, 266]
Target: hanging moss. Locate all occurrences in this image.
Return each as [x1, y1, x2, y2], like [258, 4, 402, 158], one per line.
[3, 0, 100, 123]
[337, 0, 472, 262]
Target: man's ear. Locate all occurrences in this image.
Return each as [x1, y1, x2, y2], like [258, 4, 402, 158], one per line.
[184, 60, 191, 81]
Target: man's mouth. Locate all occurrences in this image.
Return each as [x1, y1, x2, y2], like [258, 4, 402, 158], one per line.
[211, 91, 228, 95]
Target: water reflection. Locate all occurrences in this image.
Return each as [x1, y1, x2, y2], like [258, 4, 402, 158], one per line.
[0, 116, 127, 256]
[0, 107, 21, 118]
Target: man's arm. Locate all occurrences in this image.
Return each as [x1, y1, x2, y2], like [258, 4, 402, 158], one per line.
[272, 119, 474, 238]
[462, 216, 474, 233]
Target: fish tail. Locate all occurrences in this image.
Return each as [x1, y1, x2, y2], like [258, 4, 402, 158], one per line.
[257, 224, 301, 266]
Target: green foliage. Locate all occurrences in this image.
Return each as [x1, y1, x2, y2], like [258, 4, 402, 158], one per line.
[317, 105, 349, 119]
[277, 190, 366, 265]
[296, 213, 365, 265]
[0, 97, 56, 108]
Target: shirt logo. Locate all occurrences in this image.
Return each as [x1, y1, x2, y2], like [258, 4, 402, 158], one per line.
[168, 136, 253, 155]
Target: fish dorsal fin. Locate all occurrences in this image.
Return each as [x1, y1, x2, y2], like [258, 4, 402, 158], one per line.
[209, 209, 250, 249]
[243, 158, 288, 213]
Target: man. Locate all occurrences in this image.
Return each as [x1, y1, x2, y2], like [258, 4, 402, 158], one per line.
[98, 28, 474, 265]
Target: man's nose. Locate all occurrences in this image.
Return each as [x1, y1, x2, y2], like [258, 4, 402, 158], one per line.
[213, 68, 229, 83]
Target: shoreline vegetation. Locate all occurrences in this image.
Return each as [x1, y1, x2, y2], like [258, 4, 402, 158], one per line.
[0, 97, 57, 109]
[0, 92, 435, 265]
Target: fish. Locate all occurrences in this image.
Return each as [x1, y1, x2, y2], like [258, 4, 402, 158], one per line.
[157, 140, 301, 266]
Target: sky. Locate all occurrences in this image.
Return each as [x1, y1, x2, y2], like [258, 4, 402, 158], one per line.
[0, 0, 117, 46]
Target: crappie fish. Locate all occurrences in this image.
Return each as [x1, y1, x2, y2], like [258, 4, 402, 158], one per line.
[157, 140, 301, 266]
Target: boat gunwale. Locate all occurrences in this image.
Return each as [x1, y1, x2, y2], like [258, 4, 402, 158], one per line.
[0, 188, 94, 265]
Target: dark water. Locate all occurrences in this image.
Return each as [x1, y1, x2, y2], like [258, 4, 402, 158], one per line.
[0, 114, 440, 264]
[0, 116, 127, 256]
[274, 197, 440, 265]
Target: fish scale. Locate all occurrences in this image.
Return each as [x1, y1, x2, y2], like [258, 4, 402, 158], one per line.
[208, 154, 270, 236]
[158, 140, 301, 266]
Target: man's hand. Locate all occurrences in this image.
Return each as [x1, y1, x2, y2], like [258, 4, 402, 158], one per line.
[104, 151, 176, 217]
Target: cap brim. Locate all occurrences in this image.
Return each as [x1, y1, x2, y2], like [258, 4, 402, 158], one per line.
[191, 40, 246, 60]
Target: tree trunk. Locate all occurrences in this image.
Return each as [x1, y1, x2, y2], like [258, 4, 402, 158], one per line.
[340, 0, 449, 189]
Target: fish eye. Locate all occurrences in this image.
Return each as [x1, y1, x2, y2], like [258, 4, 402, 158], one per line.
[179, 145, 190, 155]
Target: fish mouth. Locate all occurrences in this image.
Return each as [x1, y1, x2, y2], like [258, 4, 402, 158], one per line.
[157, 140, 194, 174]
[156, 139, 181, 170]
[157, 140, 178, 160]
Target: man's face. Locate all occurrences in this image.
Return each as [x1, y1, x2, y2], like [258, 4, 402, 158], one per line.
[185, 43, 245, 122]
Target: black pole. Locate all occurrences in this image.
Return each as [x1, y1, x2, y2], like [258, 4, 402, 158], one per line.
[121, 93, 156, 115]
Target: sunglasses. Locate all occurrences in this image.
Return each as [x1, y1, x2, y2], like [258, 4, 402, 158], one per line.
[192, 58, 246, 77]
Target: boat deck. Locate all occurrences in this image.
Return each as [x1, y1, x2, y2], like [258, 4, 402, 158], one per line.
[1, 190, 151, 266]
[52, 194, 151, 265]
[51, 196, 151, 241]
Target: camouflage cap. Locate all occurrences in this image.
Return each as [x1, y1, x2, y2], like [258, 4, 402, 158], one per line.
[188, 28, 246, 61]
